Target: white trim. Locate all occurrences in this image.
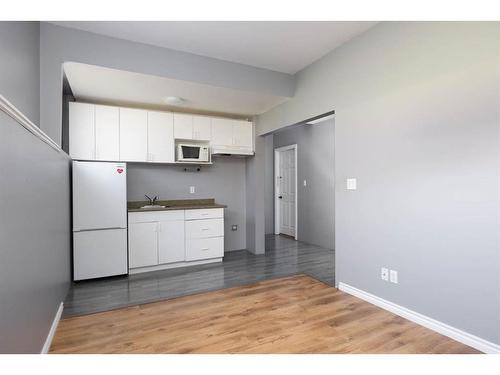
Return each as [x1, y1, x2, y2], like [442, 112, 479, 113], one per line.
[41, 302, 64, 354]
[274, 144, 298, 240]
[338, 282, 500, 354]
[0, 94, 67, 156]
[129, 257, 222, 274]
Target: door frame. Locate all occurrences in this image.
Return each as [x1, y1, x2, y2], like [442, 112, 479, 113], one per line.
[274, 144, 298, 240]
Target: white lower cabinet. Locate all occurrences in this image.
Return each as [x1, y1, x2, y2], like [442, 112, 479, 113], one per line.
[128, 208, 224, 272]
[186, 237, 224, 261]
[158, 220, 185, 264]
[128, 222, 158, 268]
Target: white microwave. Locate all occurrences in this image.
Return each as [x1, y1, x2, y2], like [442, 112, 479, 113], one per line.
[177, 143, 210, 162]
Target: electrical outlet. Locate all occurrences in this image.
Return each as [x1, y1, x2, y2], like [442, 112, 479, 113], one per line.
[189, 186, 195, 194]
[303, 180, 307, 187]
[231, 225, 238, 231]
[381, 267, 389, 281]
[390, 270, 398, 284]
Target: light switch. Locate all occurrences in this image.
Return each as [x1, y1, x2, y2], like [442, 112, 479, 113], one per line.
[346, 178, 357, 190]
[189, 186, 195, 194]
[390, 270, 398, 284]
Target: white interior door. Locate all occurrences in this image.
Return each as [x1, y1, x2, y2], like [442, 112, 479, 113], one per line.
[276, 147, 296, 237]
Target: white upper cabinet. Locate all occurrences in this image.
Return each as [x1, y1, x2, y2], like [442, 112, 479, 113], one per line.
[69, 102, 95, 160]
[211, 118, 234, 146]
[233, 120, 253, 149]
[211, 118, 253, 152]
[193, 116, 212, 141]
[95, 105, 119, 161]
[147, 111, 174, 163]
[173, 113, 194, 140]
[119, 108, 148, 162]
[69, 102, 254, 162]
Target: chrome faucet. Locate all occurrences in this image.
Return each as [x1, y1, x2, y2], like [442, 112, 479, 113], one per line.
[145, 195, 158, 206]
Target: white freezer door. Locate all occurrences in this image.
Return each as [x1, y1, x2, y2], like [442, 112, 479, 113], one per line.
[73, 161, 127, 231]
[73, 229, 128, 281]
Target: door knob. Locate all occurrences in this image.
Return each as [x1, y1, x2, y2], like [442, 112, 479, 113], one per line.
[279, 196, 283, 199]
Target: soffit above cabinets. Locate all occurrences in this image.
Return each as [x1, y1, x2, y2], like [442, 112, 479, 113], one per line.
[63, 62, 290, 118]
[52, 21, 378, 74]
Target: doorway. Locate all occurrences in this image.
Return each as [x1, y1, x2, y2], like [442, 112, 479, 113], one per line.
[274, 144, 298, 240]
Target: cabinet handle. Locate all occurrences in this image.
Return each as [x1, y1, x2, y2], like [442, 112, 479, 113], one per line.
[201, 248, 209, 251]
[202, 228, 210, 231]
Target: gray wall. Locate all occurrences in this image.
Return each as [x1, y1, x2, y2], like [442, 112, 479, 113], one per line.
[127, 158, 246, 251]
[245, 134, 266, 254]
[39, 22, 295, 146]
[272, 120, 335, 249]
[0, 22, 71, 353]
[258, 22, 500, 345]
[264, 133, 274, 234]
[0, 22, 40, 123]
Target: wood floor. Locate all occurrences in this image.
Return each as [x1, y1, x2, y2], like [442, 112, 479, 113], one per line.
[50, 275, 479, 354]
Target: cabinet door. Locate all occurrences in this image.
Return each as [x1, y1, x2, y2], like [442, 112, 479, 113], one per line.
[148, 111, 174, 163]
[119, 108, 148, 161]
[211, 118, 234, 146]
[173, 113, 193, 140]
[233, 120, 253, 149]
[193, 116, 211, 141]
[158, 220, 185, 264]
[69, 102, 95, 160]
[128, 222, 158, 268]
[95, 105, 119, 161]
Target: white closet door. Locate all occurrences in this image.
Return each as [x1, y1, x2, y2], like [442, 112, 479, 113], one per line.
[69, 102, 95, 160]
[147, 111, 174, 163]
[173, 113, 193, 140]
[119, 108, 148, 161]
[193, 116, 212, 141]
[95, 105, 119, 161]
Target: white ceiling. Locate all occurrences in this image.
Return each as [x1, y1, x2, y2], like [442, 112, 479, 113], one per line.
[51, 21, 377, 74]
[63, 62, 289, 116]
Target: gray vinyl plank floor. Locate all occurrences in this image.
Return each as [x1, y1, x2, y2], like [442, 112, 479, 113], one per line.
[62, 234, 335, 318]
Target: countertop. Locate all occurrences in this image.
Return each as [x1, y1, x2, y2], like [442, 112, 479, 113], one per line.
[127, 198, 226, 213]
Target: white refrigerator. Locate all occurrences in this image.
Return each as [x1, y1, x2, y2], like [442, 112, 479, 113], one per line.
[72, 161, 128, 281]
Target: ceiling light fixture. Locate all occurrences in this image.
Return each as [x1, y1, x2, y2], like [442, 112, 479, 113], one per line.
[163, 96, 187, 106]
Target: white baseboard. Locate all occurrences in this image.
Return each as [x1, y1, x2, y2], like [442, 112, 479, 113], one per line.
[41, 302, 64, 354]
[338, 282, 500, 354]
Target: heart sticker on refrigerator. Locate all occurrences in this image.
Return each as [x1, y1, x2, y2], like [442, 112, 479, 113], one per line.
[117, 168, 124, 174]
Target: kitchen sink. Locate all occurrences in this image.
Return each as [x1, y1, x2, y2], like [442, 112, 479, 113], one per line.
[140, 205, 166, 209]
